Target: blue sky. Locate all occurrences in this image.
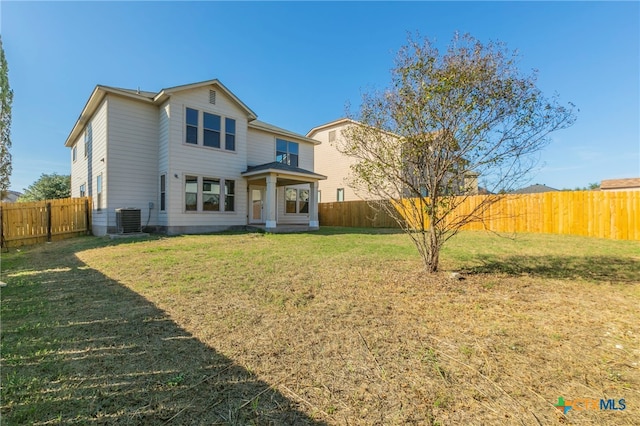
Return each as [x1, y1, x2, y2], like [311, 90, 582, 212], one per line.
[2, 1, 638, 192]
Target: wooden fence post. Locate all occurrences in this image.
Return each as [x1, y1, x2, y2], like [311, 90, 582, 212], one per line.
[85, 198, 90, 235]
[46, 202, 52, 242]
[0, 205, 5, 251]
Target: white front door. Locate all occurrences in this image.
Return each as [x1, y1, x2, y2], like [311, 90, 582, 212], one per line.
[249, 187, 264, 223]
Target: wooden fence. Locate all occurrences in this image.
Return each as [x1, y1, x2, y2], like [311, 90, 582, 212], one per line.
[0, 198, 92, 248]
[319, 191, 640, 241]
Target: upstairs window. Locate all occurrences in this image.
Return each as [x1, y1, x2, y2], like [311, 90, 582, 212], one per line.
[185, 107, 236, 151]
[328, 130, 336, 142]
[225, 118, 236, 151]
[72, 146, 77, 162]
[276, 139, 299, 167]
[186, 108, 198, 144]
[84, 123, 92, 158]
[203, 112, 221, 148]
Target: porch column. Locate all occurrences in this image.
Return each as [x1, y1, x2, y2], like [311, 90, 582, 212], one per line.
[309, 181, 319, 229]
[265, 174, 277, 231]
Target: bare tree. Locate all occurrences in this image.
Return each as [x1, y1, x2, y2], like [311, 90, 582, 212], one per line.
[338, 33, 576, 273]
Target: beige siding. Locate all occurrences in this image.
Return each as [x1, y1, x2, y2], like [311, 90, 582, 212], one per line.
[247, 128, 276, 166]
[312, 122, 363, 202]
[247, 127, 316, 171]
[276, 184, 310, 224]
[165, 86, 249, 227]
[70, 135, 86, 198]
[71, 99, 107, 202]
[158, 101, 170, 226]
[106, 95, 159, 231]
[298, 140, 314, 171]
[70, 98, 108, 234]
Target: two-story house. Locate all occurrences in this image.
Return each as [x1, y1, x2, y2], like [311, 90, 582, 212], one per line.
[65, 79, 326, 235]
[309, 118, 479, 203]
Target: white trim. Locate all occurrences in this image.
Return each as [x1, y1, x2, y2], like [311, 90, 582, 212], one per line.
[284, 187, 310, 215]
[183, 173, 237, 214]
[241, 168, 326, 181]
[248, 186, 265, 224]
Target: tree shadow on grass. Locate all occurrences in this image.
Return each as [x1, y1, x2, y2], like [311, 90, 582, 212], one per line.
[1, 242, 326, 425]
[465, 254, 640, 283]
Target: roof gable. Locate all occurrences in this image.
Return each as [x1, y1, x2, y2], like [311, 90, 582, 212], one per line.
[306, 118, 356, 138]
[154, 79, 257, 120]
[64, 79, 258, 147]
[249, 120, 320, 145]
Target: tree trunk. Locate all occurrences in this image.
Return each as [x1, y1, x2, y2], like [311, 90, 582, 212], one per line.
[427, 222, 440, 273]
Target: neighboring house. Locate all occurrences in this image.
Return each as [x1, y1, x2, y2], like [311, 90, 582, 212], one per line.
[308, 118, 363, 203]
[309, 118, 479, 203]
[1, 190, 22, 203]
[65, 79, 326, 236]
[600, 178, 640, 192]
[511, 184, 559, 194]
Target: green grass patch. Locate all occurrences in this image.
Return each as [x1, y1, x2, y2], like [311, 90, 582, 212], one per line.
[1, 228, 638, 424]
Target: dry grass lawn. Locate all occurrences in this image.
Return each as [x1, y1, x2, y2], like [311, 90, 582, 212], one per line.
[1, 228, 639, 425]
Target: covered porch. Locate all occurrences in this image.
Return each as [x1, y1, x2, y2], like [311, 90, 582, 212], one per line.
[242, 162, 327, 233]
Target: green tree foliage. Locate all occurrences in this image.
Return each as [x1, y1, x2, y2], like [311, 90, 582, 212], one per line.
[18, 173, 71, 202]
[0, 36, 13, 198]
[338, 33, 576, 273]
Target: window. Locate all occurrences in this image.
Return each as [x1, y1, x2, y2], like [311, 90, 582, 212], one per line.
[79, 183, 86, 198]
[96, 174, 103, 210]
[203, 112, 221, 148]
[224, 180, 235, 211]
[72, 146, 77, 162]
[285, 188, 297, 213]
[318, 190, 321, 204]
[185, 108, 198, 144]
[185, 176, 198, 211]
[337, 188, 344, 202]
[298, 189, 309, 213]
[185, 107, 236, 151]
[203, 178, 220, 211]
[160, 174, 166, 211]
[84, 124, 92, 158]
[184, 175, 235, 212]
[285, 188, 309, 214]
[225, 118, 236, 151]
[276, 139, 299, 167]
[328, 130, 336, 142]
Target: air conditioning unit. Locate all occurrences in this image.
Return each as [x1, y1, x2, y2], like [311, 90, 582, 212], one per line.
[115, 208, 141, 234]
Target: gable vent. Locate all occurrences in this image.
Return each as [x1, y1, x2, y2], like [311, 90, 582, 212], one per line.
[209, 90, 216, 104]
